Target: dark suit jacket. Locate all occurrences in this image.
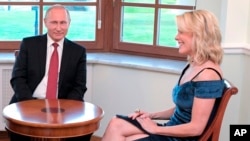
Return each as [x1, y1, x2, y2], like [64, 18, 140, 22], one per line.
[10, 34, 87, 104]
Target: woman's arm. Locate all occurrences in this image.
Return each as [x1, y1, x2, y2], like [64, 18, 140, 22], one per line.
[149, 107, 175, 120]
[136, 98, 215, 137]
[155, 97, 215, 137]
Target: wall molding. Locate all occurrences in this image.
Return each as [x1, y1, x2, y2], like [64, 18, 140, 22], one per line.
[223, 43, 250, 56]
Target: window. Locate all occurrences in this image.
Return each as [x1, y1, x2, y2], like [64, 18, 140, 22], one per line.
[0, 0, 196, 60]
[0, 0, 103, 50]
[113, 0, 196, 60]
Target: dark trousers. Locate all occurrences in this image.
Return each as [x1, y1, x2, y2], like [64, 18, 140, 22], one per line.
[8, 130, 92, 141]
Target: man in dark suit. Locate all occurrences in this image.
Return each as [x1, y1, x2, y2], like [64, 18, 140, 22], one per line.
[8, 4, 91, 141]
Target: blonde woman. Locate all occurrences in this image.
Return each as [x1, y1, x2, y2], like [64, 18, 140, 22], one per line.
[101, 9, 224, 141]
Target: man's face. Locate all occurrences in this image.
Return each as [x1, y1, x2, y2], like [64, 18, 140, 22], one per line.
[44, 8, 70, 42]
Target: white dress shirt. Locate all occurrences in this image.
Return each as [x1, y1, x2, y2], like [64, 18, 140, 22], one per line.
[33, 35, 64, 99]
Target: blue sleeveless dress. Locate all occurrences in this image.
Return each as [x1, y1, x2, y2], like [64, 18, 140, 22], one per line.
[117, 65, 225, 141]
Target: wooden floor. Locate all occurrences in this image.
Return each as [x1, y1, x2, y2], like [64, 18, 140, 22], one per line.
[0, 131, 101, 141]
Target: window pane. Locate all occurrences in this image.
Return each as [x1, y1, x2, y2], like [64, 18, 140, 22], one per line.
[160, 0, 196, 6]
[121, 6, 154, 45]
[43, 6, 96, 41]
[0, 5, 39, 40]
[158, 9, 190, 47]
[123, 0, 154, 4]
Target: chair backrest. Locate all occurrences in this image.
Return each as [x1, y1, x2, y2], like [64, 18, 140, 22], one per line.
[198, 79, 238, 141]
[14, 50, 19, 58]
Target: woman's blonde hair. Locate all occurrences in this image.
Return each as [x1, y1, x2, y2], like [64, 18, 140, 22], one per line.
[176, 10, 223, 65]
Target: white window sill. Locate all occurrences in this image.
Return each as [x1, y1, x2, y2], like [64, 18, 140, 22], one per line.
[0, 52, 186, 74]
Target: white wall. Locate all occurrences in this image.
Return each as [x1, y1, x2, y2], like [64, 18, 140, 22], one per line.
[196, 0, 222, 20]
[89, 64, 179, 136]
[197, 0, 250, 47]
[223, 0, 249, 44]
[248, 1, 250, 43]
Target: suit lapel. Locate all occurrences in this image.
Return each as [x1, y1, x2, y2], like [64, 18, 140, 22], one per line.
[58, 39, 71, 87]
[39, 35, 48, 77]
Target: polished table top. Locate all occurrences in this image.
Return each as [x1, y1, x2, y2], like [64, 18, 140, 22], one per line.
[2, 99, 104, 138]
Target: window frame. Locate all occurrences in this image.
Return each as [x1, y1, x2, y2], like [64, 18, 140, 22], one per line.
[0, 0, 195, 60]
[0, 1, 104, 51]
[112, 0, 195, 60]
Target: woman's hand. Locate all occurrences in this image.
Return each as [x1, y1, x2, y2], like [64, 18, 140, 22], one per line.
[136, 117, 158, 134]
[128, 109, 158, 134]
[128, 109, 151, 120]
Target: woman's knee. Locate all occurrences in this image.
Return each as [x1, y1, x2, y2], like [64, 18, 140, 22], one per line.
[109, 116, 124, 127]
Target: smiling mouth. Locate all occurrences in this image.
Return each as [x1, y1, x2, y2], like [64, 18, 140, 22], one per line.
[178, 43, 183, 46]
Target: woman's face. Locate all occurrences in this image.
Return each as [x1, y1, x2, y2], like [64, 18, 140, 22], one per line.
[175, 30, 193, 56]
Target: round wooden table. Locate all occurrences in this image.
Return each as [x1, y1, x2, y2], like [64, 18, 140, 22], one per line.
[2, 99, 104, 140]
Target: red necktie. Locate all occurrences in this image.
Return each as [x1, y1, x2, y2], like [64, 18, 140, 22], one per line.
[46, 43, 59, 99]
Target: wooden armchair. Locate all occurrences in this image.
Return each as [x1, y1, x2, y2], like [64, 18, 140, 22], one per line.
[14, 49, 19, 57]
[198, 79, 238, 141]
